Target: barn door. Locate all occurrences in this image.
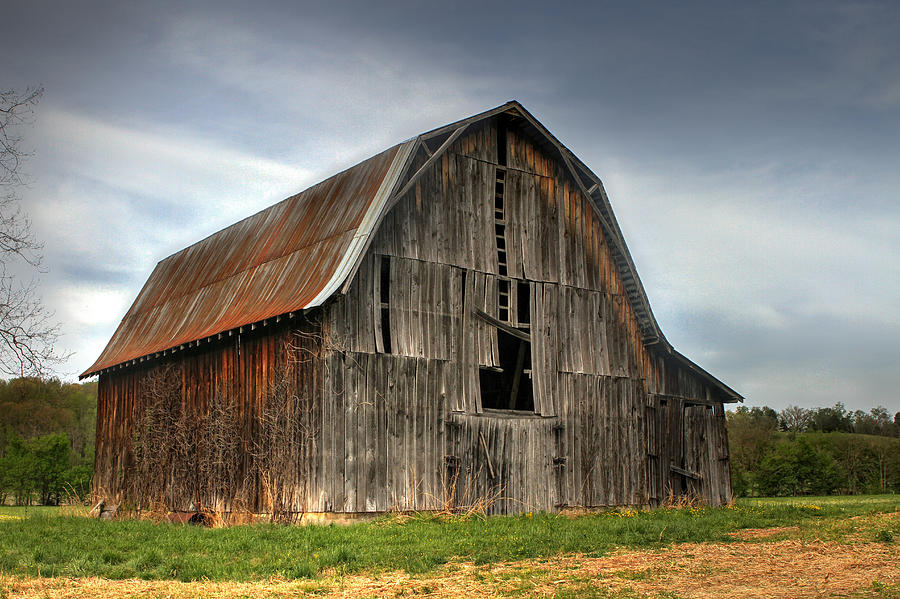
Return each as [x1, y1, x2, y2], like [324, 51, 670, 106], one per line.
[682, 403, 714, 503]
[646, 398, 661, 506]
[650, 395, 712, 504]
[647, 395, 679, 505]
[445, 413, 555, 515]
[443, 415, 506, 514]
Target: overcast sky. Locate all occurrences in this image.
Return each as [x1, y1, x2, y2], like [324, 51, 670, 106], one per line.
[2, 0, 898, 412]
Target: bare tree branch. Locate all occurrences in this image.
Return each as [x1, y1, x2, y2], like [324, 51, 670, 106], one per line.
[0, 86, 65, 377]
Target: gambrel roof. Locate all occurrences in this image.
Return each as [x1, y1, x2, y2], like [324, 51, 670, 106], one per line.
[81, 101, 741, 401]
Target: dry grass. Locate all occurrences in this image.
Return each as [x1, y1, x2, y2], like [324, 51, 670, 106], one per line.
[562, 539, 899, 598]
[727, 525, 799, 539]
[659, 488, 707, 510]
[789, 510, 900, 544]
[3, 533, 898, 598]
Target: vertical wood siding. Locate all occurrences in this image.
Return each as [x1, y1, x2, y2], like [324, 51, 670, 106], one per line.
[94, 318, 324, 513]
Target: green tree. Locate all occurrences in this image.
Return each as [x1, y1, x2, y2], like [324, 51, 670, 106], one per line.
[730, 403, 900, 498]
[809, 403, 852, 433]
[755, 437, 840, 496]
[0, 378, 96, 456]
[870, 436, 900, 493]
[727, 406, 778, 496]
[829, 434, 877, 494]
[0, 435, 35, 504]
[0, 378, 96, 503]
[26, 433, 71, 505]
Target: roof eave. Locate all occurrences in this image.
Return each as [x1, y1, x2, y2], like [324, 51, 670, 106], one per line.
[665, 344, 744, 403]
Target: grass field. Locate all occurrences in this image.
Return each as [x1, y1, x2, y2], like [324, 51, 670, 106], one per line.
[0, 496, 898, 598]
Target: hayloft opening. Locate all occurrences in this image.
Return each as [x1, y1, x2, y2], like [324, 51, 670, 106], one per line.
[479, 328, 534, 412]
[517, 281, 530, 326]
[475, 298, 535, 413]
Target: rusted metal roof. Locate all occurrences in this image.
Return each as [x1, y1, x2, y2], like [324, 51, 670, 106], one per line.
[82, 141, 415, 377]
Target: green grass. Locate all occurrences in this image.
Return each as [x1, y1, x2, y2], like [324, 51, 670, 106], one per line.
[0, 505, 63, 518]
[742, 494, 898, 508]
[0, 495, 896, 582]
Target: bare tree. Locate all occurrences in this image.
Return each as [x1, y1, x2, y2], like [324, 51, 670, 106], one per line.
[779, 405, 811, 433]
[0, 87, 62, 376]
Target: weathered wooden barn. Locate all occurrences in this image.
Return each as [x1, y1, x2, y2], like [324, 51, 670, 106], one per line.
[83, 101, 741, 517]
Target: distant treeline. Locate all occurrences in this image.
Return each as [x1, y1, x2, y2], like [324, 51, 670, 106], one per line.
[0, 378, 97, 505]
[2, 377, 898, 505]
[727, 404, 900, 497]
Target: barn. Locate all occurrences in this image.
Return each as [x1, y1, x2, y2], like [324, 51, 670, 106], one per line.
[82, 101, 741, 518]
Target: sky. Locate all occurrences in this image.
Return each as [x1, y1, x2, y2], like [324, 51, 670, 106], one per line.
[2, 0, 898, 412]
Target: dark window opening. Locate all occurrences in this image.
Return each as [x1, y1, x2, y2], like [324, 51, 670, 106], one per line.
[479, 328, 534, 412]
[378, 255, 392, 354]
[460, 269, 467, 307]
[497, 120, 507, 166]
[517, 281, 530, 327]
[380, 256, 391, 304]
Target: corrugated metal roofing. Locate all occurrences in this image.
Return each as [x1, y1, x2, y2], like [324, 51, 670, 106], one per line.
[82, 140, 415, 377]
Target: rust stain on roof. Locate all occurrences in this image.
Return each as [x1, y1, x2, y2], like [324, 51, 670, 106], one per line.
[82, 143, 406, 377]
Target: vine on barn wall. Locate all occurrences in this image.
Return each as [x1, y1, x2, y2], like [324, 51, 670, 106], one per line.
[128, 328, 322, 520]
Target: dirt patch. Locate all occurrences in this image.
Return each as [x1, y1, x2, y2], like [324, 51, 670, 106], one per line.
[2, 539, 898, 598]
[559, 540, 899, 598]
[728, 525, 799, 539]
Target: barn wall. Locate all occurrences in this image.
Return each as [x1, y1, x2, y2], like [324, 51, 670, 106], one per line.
[324, 117, 731, 513]
[94, 116, 732, 516]
[315, 351, 453, 512]
[94, 316, 325, 514]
